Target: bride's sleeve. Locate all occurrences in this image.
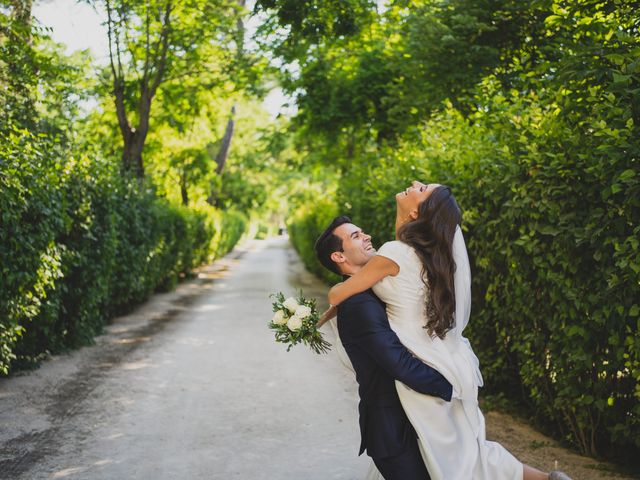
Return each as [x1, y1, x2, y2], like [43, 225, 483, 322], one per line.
[376, 240, 404, 265]
[327, 243, 400, 306]
[453, 226, 472, 333]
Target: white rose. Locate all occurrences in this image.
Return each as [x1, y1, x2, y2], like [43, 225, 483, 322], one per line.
[272, 310, 288, 325]
[283, 297, 299, 313]
[287, 315, 303, 331]
[295, 304, 312, 319]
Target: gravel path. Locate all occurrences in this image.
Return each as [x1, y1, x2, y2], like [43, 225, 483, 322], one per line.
[0, 237, 369, 479]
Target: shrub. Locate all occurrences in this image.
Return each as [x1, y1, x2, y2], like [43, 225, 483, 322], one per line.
[287, 198, 341, 284]
[288, 73, 639, 461]
[334, 83, 639, 461]
[1, 126, 67, 371]
[213, 208, 248, 259]
[0, 129, 247, 374]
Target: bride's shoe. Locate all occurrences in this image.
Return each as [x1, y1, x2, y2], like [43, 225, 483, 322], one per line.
[549, 471, 572, 480]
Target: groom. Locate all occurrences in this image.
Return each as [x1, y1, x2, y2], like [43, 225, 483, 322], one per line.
[315, 216, 452, 480]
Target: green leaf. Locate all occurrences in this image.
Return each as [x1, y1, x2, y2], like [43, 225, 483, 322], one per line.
[612, 72, 631, 84]
[618, 169, 636, 181]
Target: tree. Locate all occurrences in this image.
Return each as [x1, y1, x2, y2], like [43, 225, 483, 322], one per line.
[214, 105, 235, 175]
[1, 0, 36, 130]
[255, 0, 548, 152]
[99, 0, 242, 178]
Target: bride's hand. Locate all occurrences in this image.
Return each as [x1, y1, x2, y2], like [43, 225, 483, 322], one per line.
[317, 305, 337, 328]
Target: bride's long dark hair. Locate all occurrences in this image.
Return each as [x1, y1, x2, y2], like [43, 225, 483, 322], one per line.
[397, 185, 461, 339]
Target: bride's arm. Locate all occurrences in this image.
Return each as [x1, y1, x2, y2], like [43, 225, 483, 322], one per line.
[328, 255, 399, 306]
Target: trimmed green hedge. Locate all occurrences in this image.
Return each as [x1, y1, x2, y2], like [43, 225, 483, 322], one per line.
[288, 82, 639, 462]
[287, 198, 341, 284]
[0, 127, 246, 374]
[280, 0, 640, 465]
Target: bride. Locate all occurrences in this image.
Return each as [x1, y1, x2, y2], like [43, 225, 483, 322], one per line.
[324, 181, 570, 480]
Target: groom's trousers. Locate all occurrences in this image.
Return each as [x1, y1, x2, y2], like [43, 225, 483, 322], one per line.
[372, 439, 430, 480]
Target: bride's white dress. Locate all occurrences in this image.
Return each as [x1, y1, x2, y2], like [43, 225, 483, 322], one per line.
[367, 227, 522, 480]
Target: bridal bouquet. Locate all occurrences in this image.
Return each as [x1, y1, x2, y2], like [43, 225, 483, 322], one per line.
[268, 291, 331, 354]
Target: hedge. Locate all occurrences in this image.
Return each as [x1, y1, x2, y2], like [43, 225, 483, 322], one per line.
[288, 80, 639, 463]
[287, 197, 341, 285]
[0, 126, 247, 374]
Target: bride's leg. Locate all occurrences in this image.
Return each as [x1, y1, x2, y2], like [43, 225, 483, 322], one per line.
[523, 464, 548, 480]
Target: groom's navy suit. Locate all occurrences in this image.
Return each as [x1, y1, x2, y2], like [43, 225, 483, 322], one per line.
[337, 288, 452, 480]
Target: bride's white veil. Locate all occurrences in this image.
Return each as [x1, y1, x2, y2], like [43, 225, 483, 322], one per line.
[452, 225, 484, 388]
[452, 225, 472, 333]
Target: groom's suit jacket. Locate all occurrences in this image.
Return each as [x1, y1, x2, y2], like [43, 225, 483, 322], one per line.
[337, 288, 452, 459]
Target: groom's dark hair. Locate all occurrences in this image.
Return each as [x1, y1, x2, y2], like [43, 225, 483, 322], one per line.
[315, 215, 352, 275]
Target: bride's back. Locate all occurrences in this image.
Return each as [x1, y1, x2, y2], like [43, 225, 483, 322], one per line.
[373, 240, 434, 339]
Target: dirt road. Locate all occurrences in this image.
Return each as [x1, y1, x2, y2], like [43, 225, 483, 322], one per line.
[0, 237, 635, 479]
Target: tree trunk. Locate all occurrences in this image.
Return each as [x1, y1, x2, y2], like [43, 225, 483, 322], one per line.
[121, 132, 146, 178]
[107, 0, 172, 180]
[180, 170, 189, 206]
[214, 106, 236, 175]
[117, 83, 153, 178]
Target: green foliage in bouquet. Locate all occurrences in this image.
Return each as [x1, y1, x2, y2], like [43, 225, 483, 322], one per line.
[269, 291, 331, 354]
